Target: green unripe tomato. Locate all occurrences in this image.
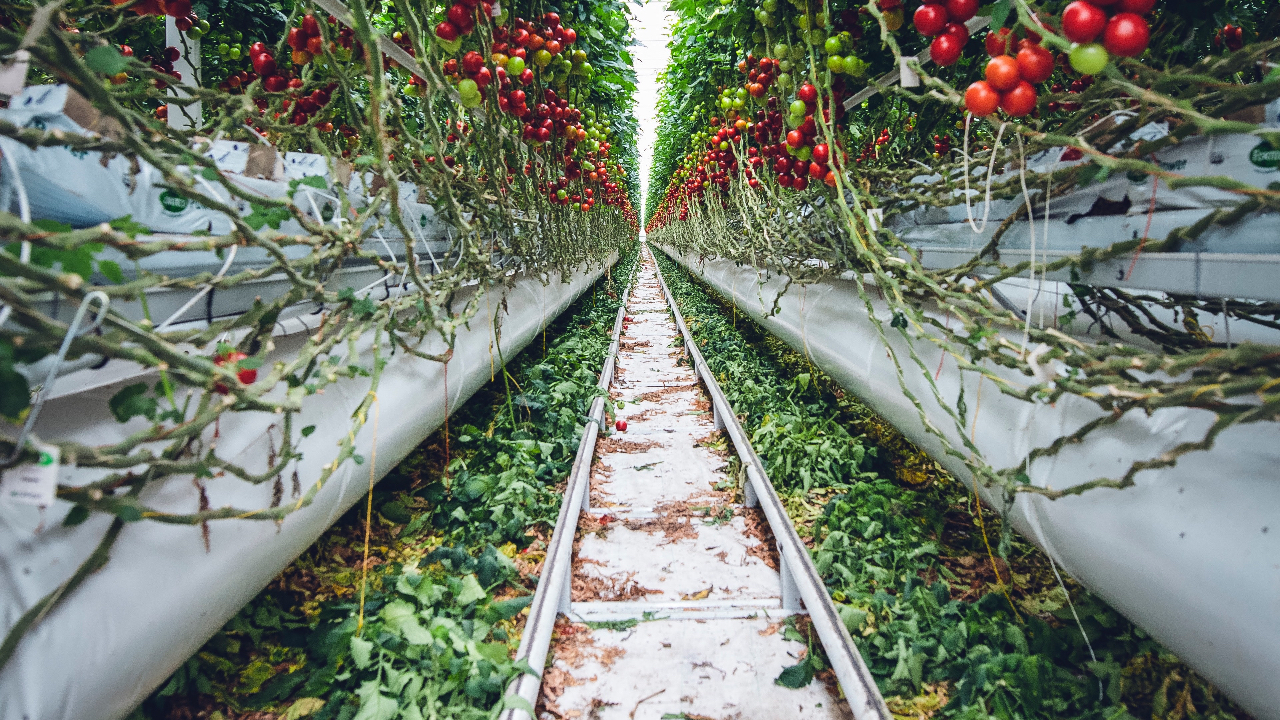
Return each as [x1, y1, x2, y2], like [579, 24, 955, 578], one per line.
[188, 26, 203, 39]
[786, 111, 803, 128]
[403, 83, 419, 97]
[533, 49, 552, 67]
[198, 19, 210, 32]
[774, 42, 789, 58]
[795, 145, 812, 161]
[763, 0, 777, 11]
[808, 29, 827, 46]
[736, 86, 748, 99]
[461, 91, 483, 108]
[557, 189, 568, 200]
[720, 141, 729, 150]
[775, 71, 792, 88]
[789, 99, 806, 116]
[826, 55, 845, 73]
[824, 36, 843, 54]
[458, 78, 480, 98]
[790, 45, 805, 61]
[218, 42, 229, 54]
[507, 56, 526, 76]
[796, 15, 809, 30]
[732, 97, 745, 109]
[1069, 43, 1109, 76]
[844, 55, 867, 76]
[228, 46, 241, 59]
[778, 59, 793, 72]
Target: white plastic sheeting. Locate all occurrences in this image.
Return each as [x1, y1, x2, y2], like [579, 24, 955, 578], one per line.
[0, 259, 613, 720]
[660, 247, 1280, 720]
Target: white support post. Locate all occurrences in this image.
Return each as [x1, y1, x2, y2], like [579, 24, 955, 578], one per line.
[165, 17, 201, 129]
[780, 549, 802, 611]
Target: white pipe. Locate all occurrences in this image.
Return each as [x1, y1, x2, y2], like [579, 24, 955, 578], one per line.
[0, 258, 614, 720]
[659, 246, 1280, 720]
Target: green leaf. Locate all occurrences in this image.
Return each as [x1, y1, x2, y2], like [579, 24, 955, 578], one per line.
[109, 215, 150, 239]
[85, 44, 128, 75]
[109, 383, 157, 423]
[775, 659, 814, 688]
[238, 356, 264, 370]
[352, 681, 398, 720]
[455, 573, 486, 605]
[349, 635, 374, 669]
[63, 504, 90, 526]
[98, 260, 124, 284]
[352, 155, 377, 167]
[989, 0, 1012, 29]
[33, 219, 72, 233]
[301, 425, 316, 437]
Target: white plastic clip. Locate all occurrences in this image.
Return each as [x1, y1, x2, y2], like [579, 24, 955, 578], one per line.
[4, 291, 110, 465]
[899, 56, 920, 88]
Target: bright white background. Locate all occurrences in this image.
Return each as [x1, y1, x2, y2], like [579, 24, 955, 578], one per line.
[631, 0, 674, 213]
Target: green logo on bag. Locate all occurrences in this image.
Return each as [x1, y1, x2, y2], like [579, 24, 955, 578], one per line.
[159, 189, 190, 214]
[1249, 141, 1280, 171]
[38, 451, 54, 466]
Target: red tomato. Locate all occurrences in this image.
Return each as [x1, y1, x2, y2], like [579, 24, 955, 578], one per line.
[435, 21, 459, 41]
[812, 143, 830, 164]
[1116, 0, 1155, 11]
[985, 28, 1012, 57]
[797, 83, 818, 103]
[1103, 13, 1149, 57]
[944, 0, 978, 23]
[985, 55, 1020, 91]
[965, 81, 1000, 116]
[1016, 44, 1055, 83]
[943, 21, 969, 40]
[930, 32, 964, 66]
[786, 130, 803, 148]
[1062, 1, 1107, 43]
[793, 175, 809, 191]
[824, 170, 837, 187]
[913, 3, 949, 36]
[1000, 81, 1038, 116]
[615, 419, 627, 431]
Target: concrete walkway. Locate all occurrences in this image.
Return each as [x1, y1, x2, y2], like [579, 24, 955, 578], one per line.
[538, 248, 846, 720]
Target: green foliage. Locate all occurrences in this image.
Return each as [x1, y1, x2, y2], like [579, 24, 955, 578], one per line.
[653, 250, 1246, 720]
[136, 243, 641, 719]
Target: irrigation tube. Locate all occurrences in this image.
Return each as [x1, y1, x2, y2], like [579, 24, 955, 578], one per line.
[658, 246, 1280, 720]
[651, 250, 891, 720]
[0, 258, 615, 720]
[499, 283, 629, 720]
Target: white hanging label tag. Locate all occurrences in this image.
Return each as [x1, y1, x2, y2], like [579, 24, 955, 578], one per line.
[2, 442, 59, 506]
[900, 56, 920, 88]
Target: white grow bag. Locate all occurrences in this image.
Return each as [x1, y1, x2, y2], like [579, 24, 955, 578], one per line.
[660, 246, 1280, 720]
[0, 258, 614, 720]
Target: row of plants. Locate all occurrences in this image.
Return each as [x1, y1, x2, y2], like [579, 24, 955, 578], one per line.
[0, 0, 641, 672]
[652, 248, 1245, 720]
[641, 0, 1280, 579]
[131, 243, 639, 720]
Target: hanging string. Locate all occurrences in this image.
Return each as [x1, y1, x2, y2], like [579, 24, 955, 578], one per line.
[356, 392, 380, 636]
[962, 115, 1008, 234]
[1124, 160, 1160, 282]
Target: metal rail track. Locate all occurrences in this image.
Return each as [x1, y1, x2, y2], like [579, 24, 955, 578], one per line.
[499, 246, 891, 720]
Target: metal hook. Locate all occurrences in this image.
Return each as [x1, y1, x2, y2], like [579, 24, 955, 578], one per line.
[4, 291, 110, 465]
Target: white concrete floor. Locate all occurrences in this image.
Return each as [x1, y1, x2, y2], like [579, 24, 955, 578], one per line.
[542, 249, 847, 719]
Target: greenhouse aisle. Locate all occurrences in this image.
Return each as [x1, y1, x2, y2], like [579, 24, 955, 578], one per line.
[539, 248, 845, 719]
